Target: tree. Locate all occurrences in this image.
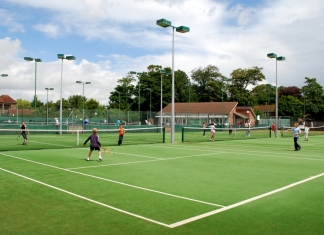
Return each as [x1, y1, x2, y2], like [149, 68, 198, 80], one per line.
[54, 98, 71, 109]
[279, 95, 303, 117]
[190, 65, 223, 102]
[31, 95, 43, 107]
[228, 66, 266, 106]
[68, 95, 84, 109]
[16, 98, 31, 108]
[250, 84, 276, 105]
[86, 98, 100, 110]
[279, 86, 301, 99]
[109, 73, 136, 111]
[301, 77, 324, 120]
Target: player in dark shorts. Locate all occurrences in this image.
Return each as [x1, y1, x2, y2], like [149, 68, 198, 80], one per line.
[83, 128, 102, 161]
[20, 121, 28, 145]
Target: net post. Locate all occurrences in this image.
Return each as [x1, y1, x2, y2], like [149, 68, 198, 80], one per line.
[77, 130, 79, 146]
[163, 127, 165, 143]
[182, 127, 184, 142]
[269, 126, 271, 137]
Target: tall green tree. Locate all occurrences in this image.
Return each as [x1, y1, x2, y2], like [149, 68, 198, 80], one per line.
[228, 66, 266, 106]
[301, 77, 324, 120]
[109, 73, 136, 111]
[279, 95, 303, 117]
[68, 95, 84, 109]
[190, 65, 223, 102]
[86, 98, 100, 110]
[250, 84, 276, 105]
[31, 95, 43, 107]
[54, 98, 71, 109]
[16, 98, 31, 108]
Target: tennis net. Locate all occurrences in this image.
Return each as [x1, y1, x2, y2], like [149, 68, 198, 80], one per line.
[0, 127, 165, 151]
[182, 126, 271, 143]
[279, 126, 324, 138]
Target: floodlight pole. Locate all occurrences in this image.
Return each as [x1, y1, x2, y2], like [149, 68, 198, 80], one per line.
[24, 57, 42, 127]
[45, 88, 54, 125]
[267, 53, 285, 138]
[130, 71, 142, 123]
[76, 81, 91, 129]
[157, 18, 190, 143]
[58, 54, 75, 134]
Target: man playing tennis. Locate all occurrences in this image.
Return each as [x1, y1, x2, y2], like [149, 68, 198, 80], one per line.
[291, 122, 301, 151]
[83, 128, 102, 161]
[20, 121, 28, 145]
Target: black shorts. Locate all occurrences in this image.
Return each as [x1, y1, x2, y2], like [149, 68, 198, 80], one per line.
[22, 132, 27, 140]
[90, 146, 100, 151]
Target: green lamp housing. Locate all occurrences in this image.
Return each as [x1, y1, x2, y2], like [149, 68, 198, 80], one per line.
[267, 53, 277, 58]
[157, 19, 171, 28]
[277, 56, 285, 61]
[176, 26, 190, 33]
[24, 57, 33, 61]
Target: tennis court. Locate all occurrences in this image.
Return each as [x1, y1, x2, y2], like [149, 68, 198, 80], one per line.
[1, 129, 323, 235]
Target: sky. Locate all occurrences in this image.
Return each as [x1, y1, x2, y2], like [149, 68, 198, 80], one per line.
[0, 0, 324, 106]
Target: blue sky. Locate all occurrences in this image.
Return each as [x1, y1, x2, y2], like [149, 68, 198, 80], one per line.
[1, 0, 324, 105]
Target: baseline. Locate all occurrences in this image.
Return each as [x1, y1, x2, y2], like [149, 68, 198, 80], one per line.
[169, 172, 324, 228]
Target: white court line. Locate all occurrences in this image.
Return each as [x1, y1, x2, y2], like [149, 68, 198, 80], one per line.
[0, 167, 170, 228]
[0, 152, 224, 207]
[169, 172, 324, 228]
[68, 152, 227, 170]
[151, 144, 324, 162]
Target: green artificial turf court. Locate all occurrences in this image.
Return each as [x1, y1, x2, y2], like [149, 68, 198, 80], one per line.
[0, 134, 323, 235]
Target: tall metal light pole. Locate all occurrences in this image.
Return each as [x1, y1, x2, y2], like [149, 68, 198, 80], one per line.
[45, 88, 54, 125]
[221, 77, 232, 126]
[116, 91, 121, 119]
[130, 71, 142, 123]
[24, 57, 42, 127]
[267, 53, 285, 138]
[58, 54, 75, 134]
[185, 83, 191, 125]
[76, 81, 91, 128]
[159, 70, 171, 132]
[157, 18, 190, 143]
[145, 88, 152, 120]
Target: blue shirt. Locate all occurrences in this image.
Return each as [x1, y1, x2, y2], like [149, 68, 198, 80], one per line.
[292, 127, 301, 137]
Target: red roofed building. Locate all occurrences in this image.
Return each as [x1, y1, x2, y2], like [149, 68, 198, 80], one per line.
[158, 102, 256, 126]
[0, 94, 17, 113]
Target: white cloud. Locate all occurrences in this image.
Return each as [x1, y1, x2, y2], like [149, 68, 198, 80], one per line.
[33, 23, 61, 38]
[0, 9, 25, 33]
[1, 0, 324, 105]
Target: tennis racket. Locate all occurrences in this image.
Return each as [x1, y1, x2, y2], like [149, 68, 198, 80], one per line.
[101, 147, 114, 156]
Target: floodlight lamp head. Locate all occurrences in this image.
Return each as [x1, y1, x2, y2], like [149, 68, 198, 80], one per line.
[156, 18, 171, 28]
[35, 58, 42, 62]
[24, 57, 33, 61]
[66, 56, 75, 60]
[267, 53, 277, 59]
[57, 54, 65, 59]
[277, 56, 285, 61]
[76, 81, 82, 84]
[176, 26, 190, 33]
[85, 82, 91, 84]
[129, 71, 136, 74]
[1, 74, 8, 77]
[160, 69, 166, 74]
